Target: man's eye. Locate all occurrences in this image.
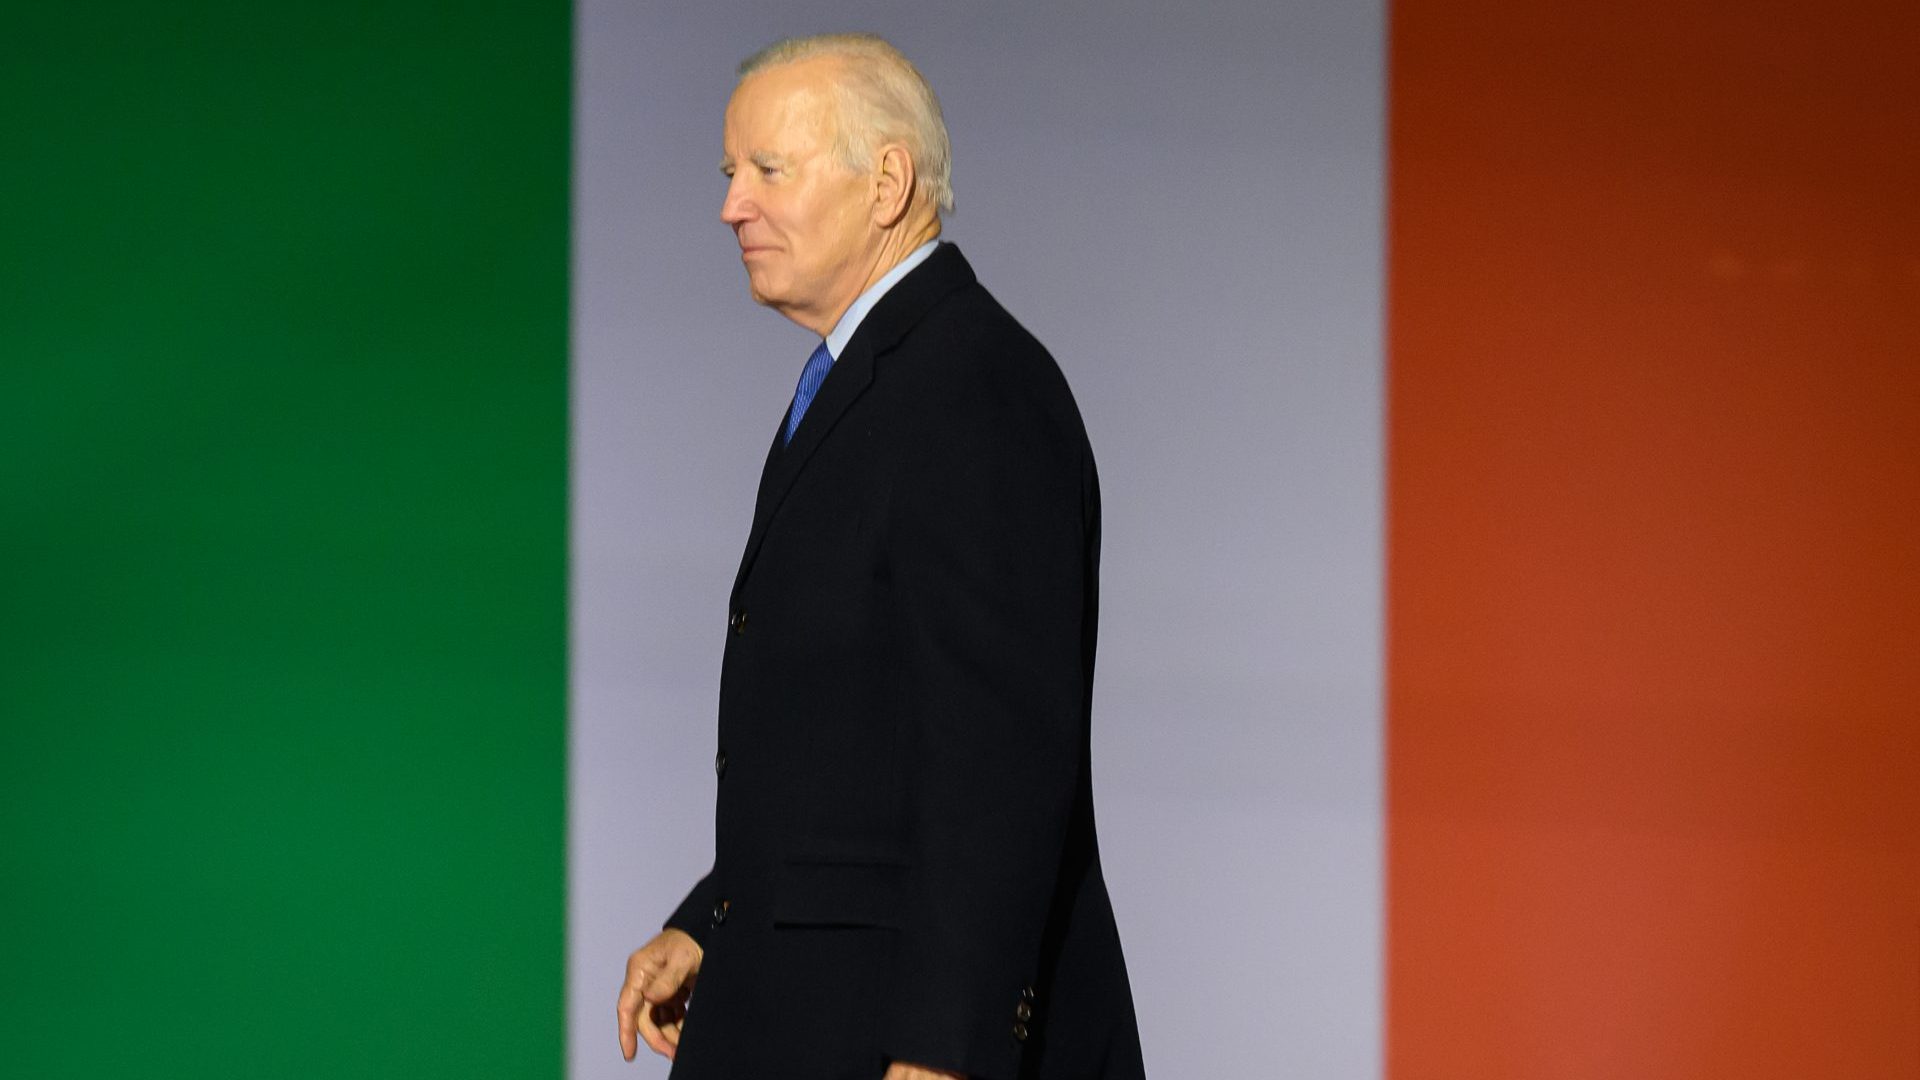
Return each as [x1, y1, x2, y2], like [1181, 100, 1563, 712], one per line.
[759, 165, 779, 177]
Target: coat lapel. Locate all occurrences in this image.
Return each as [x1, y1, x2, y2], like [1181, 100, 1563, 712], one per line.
[728, 244, 979, 603]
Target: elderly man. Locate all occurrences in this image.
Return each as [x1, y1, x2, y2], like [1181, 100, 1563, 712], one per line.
[615, 34, 1145, 1080]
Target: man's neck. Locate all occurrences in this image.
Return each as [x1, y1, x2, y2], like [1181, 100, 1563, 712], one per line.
[821, 237, 942, 360]
[804, 218, 941, 337]
[856, 218, 942, 297]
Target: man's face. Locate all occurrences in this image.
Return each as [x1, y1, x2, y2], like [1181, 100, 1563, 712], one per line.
[720, 60, 877, 331]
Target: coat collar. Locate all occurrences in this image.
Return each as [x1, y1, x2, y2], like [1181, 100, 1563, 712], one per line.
[729, 243, 978, 603]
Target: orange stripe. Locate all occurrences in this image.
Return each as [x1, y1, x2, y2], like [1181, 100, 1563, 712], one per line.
[1386, 2, 1920, 1077]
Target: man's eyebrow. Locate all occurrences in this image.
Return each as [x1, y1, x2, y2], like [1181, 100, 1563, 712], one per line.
[720, 151, 789, 174]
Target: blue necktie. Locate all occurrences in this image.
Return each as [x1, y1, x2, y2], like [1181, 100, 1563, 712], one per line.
[785, 341, 833, 445]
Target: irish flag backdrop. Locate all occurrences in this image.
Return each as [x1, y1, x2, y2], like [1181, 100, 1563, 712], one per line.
[5, 2, 1915, 1079]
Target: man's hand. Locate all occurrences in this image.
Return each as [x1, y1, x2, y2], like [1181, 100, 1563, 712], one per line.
[883, 1064, 965, 1079]
[616, 928, 704, 1062]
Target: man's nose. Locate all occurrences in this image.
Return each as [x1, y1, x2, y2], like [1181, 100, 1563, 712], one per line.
[720, 177, 754, 225]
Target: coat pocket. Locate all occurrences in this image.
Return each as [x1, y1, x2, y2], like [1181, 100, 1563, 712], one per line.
[771, 857, 908, 929]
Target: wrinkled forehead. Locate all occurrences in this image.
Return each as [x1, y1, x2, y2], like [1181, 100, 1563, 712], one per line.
[723, 61, 842, 156]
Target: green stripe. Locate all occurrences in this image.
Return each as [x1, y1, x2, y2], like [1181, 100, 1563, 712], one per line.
[1, 3, 570, 1076]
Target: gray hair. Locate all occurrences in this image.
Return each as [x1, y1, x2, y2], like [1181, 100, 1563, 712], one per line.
[739, 33, 955, 214]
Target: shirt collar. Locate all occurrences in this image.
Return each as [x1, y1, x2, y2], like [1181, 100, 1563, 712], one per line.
[823, 240, 942, 361]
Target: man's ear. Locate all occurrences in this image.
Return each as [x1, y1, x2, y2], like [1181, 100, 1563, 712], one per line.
[872, 143, 917, 227]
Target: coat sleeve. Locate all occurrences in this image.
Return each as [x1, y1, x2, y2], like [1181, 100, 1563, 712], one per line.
[663, 869, 718, 949]
[878, 404, 1093, 1080]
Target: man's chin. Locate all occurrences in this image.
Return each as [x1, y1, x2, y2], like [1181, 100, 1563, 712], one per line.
[741, 269, 807, 324]
[742, 270, 775, 306]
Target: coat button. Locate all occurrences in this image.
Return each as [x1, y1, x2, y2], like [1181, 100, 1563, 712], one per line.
[728, 610, 747, 635]
[711, 899, 729, 927]
[1014, 1001, 1033, 1022]
[1020, 985, 1038, 1002]
[1011, 1021, 1029, 1042]
[714, 749, 728, 777]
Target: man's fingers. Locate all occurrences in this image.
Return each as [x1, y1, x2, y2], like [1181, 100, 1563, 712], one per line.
[616, 932, 702, 1062]
[615, 979, 644, 1061]
[641, 986, 690, 1059]
[636, 996, 674, 1059]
